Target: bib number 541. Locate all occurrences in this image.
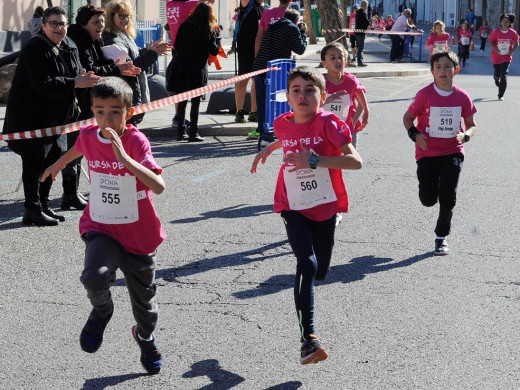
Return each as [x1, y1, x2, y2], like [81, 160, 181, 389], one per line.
[101, 192, 120, 204]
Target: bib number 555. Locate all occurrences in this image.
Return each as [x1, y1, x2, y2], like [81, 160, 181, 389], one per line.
[101, 192, 120, 204]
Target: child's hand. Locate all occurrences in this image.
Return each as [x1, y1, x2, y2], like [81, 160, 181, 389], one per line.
[251, 146, 272, 173]
[105, 127, 130, 163]
[416, 133, 428, 150]
[324, 90, 348, 105]
[40, 163, 60, 182]
[284, 143, 312, 172]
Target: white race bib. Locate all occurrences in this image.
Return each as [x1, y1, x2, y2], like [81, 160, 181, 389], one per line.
[284, 166, 337, 211]
[460, 36, 470, 45]
[481, 33, 488, 38]
[498, 41, 510, 55]
[428, 106, 461, 138]
[89, 171, 139, 224]
[434, 42, 446, 51]
[322, 93, 351, 119]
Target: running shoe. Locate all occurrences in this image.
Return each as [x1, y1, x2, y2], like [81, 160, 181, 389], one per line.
[131, 325, 163, 375]
[434, 239, 450, 256]
[80, 308, 113, 353]
[235, 110, 247, 123]
[300, 334, 328, 365]
[172, 114, 190, 127]
[248, 129, 261, 138]
[248, 111, 258, 122]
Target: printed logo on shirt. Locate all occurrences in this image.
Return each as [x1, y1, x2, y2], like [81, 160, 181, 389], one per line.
[88, 160, 126, 170]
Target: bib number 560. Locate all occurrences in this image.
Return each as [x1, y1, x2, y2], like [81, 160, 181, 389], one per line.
[101, 192, 120, 204]
[300, 180, 318, 191]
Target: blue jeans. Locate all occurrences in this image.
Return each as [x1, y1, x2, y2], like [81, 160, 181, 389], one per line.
[254, 74, 267, 136]
[281, 210, 336, 342]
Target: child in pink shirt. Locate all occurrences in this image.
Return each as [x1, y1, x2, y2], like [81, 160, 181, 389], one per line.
[42, 77, 166, 375]
[251, 66, 362, 365]
[425, 20, 450, 56]
[403, 51, 477, 256]
[320, 42, 369, 149]
[488, 14, 519, 100]
[458, 21, 473, 67]
[479, 20, 491, 53]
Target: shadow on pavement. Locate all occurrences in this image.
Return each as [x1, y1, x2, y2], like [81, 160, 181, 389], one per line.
[81, 373, 146, 389]
[233, 252, 434, 299]
[182, 359, 245, 389]
[264, 381, 303, 389]
[171, 204, 273, 224]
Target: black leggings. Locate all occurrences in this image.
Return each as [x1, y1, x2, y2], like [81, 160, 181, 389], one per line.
[281, 210, 336, 342]
[177, 96, 202, 128]
[417, 153, 464, 237]
[493, 62, 510, 98]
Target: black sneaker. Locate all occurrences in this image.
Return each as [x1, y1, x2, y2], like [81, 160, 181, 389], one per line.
[300, 334, 328, 365]
[357, 62, 368, 67]
[132, 325, 162, 375]
[80, 308, 113, 353]
[235, 110, 247, 123]
[172, 114, 190, 127]
[434, 239, 450, 256]
[248, 111, 258, 122]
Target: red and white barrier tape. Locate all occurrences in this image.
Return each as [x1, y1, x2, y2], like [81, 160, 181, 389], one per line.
[324, 28, 423, 36]
[0, 67, 277, 142]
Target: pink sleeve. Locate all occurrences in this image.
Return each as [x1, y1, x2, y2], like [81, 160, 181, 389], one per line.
[131, 134, 163, 174]
[407, 90, 425, 118]
[326, 116, 352, 147]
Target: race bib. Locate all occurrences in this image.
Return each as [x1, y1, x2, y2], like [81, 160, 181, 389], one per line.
[434, 42, 446, 51]
[481, 33, 488, 38]
[460, 36, 470, 45]
[322, 93, 351, 119]
[284, 166, 337, 211]
[498, 41, 510, 55]
[89, 171, 139, 224]
[428, 106, 461, 138]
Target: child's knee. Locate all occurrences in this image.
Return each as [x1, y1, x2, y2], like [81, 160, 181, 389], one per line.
[80, 266, 113, 291]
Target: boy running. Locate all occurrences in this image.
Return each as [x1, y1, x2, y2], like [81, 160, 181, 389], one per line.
[42, 77, 166, 374]
[403, 51, 477, 255]
[251, 66, 362, 364]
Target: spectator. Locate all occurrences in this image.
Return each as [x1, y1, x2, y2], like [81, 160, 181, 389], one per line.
[348, 4, 359, 66]
[254, 0, 291, 56]
[2, 6, 100, 226]
[27, 6, 45, 36]
[233, 0, 264, 123]
[65, 4, 141, 210]
[167, 2, 221, 142]
[355, 1, 370, 67]
[390, 8, 414, 62]
[102, 0, 170, 126]
[466, 8, 476, 28]
[252, 9, 307, 150]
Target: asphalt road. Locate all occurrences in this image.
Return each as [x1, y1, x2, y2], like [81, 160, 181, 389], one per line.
[1, 52, 519, 389]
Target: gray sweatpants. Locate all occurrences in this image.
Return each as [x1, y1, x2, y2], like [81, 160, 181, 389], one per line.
[80, 232, 158, 339]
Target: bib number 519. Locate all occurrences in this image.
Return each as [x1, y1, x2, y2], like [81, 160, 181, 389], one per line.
[101, 192, 120, 204]
[301, 180, 318, 191]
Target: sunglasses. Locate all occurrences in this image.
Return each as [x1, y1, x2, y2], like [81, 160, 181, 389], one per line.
[116, 14, 132, 20]
[46, 21, 68, 29]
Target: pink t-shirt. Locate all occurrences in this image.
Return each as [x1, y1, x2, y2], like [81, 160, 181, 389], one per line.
[273, 110, 352, 221]
[167, 0, 198, 44]
[407, 83, 477, 161]
[259, 7, 287, 30]
[458, 29, 473, 45]
[75, 124, 166, 255]
[479, 25, 491, 38]
[323, 72, 366, 131]
[426, 32, 450, 54]
[489, 27, 519, 64]
[349, 13, 356, 29]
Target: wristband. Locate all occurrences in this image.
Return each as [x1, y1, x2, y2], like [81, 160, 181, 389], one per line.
[407, 126, 419, 142]
[463, 132, 470, 143]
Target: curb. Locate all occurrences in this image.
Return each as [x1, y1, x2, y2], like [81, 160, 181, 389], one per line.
[140, 122, 256, 138]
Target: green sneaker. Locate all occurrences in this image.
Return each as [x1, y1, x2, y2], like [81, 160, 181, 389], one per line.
[248, 129, 260, 138]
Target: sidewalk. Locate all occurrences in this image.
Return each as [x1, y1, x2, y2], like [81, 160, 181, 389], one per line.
[0, 35, 432, 140]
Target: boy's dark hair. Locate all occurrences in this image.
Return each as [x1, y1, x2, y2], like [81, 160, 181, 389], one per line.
[91, 77, 133, 109]
[76, 5, 105, 26]
[500, 13, 515, 24]
[430, 50, 459, 69]
[43, 6, 67, 23]
[283, 9, 300, 25]
[287, 66, 326, 94]
[320, 42, 346, 61]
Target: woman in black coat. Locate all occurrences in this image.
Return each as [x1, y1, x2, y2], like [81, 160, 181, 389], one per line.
[2, 6, 99, 226]
[168, 2, 221, 142]
[65, 4, 141, 210]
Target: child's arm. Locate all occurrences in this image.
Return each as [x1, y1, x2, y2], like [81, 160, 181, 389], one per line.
[106, 128, 165, 194]
[354, 90, 370, 130]
[323, 90, 348, 105]
[456, 115, 476, 144]
[250, 139, 282, 173]
[41, 146, 84, 182]
[403, 110, 427, 151]
[284, 142, 362, 171]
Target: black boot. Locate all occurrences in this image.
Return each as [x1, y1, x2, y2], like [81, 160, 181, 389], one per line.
[42, 205, 65, 222]
[62, 174, 87, 210]
[176, 125, 189, 141]
[22, 208, 59, 226]
[188, 126, 204, 142]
